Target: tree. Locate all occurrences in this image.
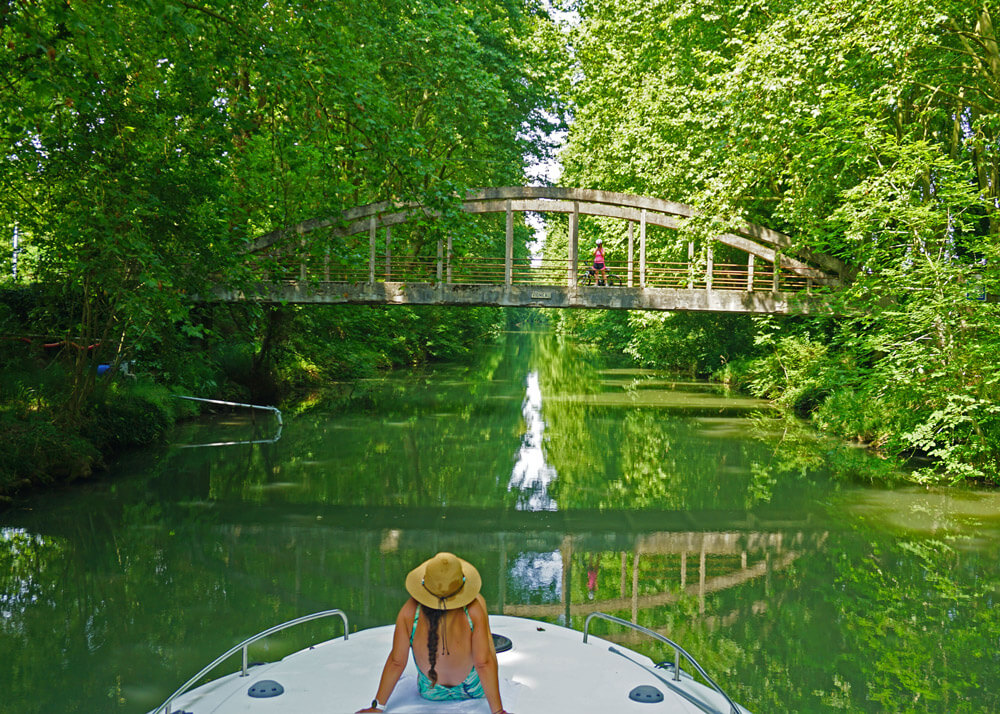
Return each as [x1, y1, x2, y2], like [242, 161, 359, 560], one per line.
[1, 0, 564, 421]
[556, 0, 1000, 482]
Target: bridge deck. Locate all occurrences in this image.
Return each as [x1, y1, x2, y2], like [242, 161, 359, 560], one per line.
[220, 279, 829, 314]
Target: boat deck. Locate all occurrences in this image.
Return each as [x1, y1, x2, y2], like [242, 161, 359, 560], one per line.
[162, 615, 747, 714]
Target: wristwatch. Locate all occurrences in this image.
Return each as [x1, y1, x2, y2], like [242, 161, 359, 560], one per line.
[371, 699, 385, 712]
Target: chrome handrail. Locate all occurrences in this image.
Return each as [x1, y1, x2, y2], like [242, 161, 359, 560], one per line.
[583, 612, 739, 714]
[152, 609, 349, 714]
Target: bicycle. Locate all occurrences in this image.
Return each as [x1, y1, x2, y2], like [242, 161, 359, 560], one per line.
[580, 266, 623, 287]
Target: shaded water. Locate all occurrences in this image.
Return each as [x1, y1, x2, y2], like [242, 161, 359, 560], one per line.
[1, 331, 998, 713]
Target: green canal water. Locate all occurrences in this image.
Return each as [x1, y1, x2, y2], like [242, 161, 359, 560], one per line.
[1, 331, 998, 713]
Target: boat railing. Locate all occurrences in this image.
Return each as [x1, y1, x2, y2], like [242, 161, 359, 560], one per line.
[151, 609, 349, 714]
[583, 611, 740, 714]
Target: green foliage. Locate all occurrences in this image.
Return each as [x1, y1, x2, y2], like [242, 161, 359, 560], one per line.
[742, 333, 835, 414]
[553, 309, 633, 360]
[623, 312, 755, 375]
[558, 0, 1000, 484]
[1, 0, 563, 421]
[812, 389, 891, 446]
[0, 0, 560, 488]
[83, 381, 182, 451]
[0, 414, 100, 496]
[276, 304, 504, 387]
[553, 308, 755, 376]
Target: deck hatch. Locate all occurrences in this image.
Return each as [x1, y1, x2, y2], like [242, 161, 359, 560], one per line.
[247, 680, 285, 698]
[629, 684, 664, 703]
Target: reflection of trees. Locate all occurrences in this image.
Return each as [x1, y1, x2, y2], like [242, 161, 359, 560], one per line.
[818, 537, 1000, 712]
[3, 501, 998, 713]
[529, 332, 830, 511]
[147, 340, 535, 509]
[0, 529, 65, 625]
[707, 531, 1000, 713]
[153, 332, 839, 514]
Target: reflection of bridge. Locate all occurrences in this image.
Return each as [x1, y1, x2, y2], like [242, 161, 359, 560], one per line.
[218, 187, 849, 314]
[499, 530, 828, 623]
[188, 513, 825, 630]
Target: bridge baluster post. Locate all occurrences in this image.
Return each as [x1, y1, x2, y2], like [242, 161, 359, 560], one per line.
[627, 222, 634, 287]
[505, 199, 514, 287]
[385, 227, 392, 280]
[772, 252, 781, 293]
[446, 234, 452, 285]
[747, 253, 754, 291]
[368, 217, 376, 285]
[568, 202, 579, 287]
[631, 549, 641, 623]
[699, 548, 707, 615]
[639, 210, 646, 288]
[706, 242, 713, 291]
[688, 242, 694, 289]
[437, 240, 443, 285]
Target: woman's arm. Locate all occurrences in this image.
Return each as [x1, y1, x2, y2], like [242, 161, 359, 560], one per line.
[356, 600, 415, 713]
[470, 595, 508, 714]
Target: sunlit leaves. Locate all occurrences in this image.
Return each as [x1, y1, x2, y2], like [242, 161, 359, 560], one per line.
[1, 0, 564, 418]
[557, 0, 1000, 482]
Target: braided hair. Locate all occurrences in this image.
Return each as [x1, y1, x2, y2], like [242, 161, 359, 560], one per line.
[423, 606, 447, 686]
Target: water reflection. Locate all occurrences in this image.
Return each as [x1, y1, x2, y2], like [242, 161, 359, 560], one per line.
[507, 371, 558, 511]
[506, 550, 563, 603]
[502, 530, 827, 623]
[173, 397, 284, 447]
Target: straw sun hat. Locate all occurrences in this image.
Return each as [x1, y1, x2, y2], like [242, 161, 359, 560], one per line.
[405, 552, 482, 610]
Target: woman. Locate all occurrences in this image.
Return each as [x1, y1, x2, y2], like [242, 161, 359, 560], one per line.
[592, 238, 608, 285]
[357, 552, 510, 714]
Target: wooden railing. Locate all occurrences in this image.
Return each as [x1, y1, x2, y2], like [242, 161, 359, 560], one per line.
[254, 251, 819, 294]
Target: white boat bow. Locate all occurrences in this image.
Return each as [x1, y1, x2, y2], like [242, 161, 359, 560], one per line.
[151, 610, 751, 714]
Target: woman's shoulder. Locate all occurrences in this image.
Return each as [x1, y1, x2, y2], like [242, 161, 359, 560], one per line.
[396, 597, 418, 622]
[467, 595, 490, 620]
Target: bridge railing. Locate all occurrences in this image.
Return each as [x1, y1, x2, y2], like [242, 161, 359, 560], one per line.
[252, 250, 818, 294]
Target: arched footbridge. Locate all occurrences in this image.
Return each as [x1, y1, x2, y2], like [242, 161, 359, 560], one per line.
[219, 187, 849, 314]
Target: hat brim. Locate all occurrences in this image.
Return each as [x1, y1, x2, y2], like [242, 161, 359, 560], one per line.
[405, 554, 482, 610]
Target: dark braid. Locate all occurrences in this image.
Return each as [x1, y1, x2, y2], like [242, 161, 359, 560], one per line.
[424, 606, 446, 686]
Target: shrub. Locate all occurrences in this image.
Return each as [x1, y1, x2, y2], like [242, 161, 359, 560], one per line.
[743, 334, 848, 415]
[812, 388, 890, 446]
[84, 381, 179, 451]
[0, 415, 101, 497]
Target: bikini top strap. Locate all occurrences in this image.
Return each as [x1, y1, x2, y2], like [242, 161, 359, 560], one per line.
[410, 604, 421, 645]
[411, 604, 472, 645]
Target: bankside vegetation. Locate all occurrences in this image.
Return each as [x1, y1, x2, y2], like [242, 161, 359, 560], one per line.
[0, 0, 563, 497]
[552, 0, 1000, 484]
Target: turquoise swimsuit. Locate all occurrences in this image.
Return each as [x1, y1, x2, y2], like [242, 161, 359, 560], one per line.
[409, 605, 486, 701]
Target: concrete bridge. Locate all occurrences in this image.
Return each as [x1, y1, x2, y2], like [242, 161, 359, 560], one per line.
[219, 187, 849, 314]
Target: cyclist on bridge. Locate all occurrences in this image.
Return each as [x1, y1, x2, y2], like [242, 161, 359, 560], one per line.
[592, 238, 608, 286]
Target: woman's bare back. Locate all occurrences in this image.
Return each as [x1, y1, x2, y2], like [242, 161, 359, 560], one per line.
[407, 598, 481, 686]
